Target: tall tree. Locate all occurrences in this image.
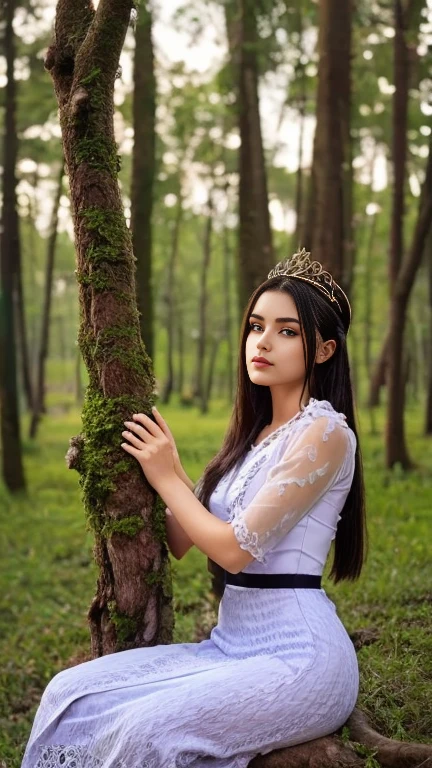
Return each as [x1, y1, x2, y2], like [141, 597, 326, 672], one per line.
[385, 129, 432, 468]
[237, 0, 273, 309]
[0, 0, 26, 493]
[368, 0, 424, 407]
[310, 0, 353, 292]
[29, 164, 64, 439]
[130, 4, 156, 361]
[46, 0, 173, 655]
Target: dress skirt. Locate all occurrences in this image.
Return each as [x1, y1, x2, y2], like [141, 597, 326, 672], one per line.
[20, 587, 359, 768]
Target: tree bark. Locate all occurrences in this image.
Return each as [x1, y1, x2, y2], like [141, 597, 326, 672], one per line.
[46, 0, 173, 655]
[130, 4, 156, 361]
[29, 164, 64, 439]
[0, 0, 26, 493]
[310, 0, 353, 293]
[238, 0, 273, 310]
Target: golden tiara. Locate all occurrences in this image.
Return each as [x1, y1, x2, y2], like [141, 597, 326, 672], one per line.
[267, 248, 352, 328]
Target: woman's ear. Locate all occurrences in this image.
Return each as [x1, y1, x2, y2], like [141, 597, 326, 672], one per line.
[316, 339, 336, 364]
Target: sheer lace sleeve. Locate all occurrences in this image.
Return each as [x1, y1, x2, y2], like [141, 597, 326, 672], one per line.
[229, 415, 351, 563]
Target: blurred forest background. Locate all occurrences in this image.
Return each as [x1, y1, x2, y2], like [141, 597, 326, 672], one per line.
[0, 0, 432, 765]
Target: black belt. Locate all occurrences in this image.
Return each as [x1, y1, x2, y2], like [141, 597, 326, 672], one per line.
[223, 572, 321, 589]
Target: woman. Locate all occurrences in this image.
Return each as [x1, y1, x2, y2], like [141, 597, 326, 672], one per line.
[21, 249, 366, 768]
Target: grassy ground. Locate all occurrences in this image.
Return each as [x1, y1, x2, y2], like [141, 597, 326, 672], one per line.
[0, 398, 431, 766]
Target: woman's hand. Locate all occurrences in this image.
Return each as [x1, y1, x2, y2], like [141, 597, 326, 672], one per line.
[121, 408, 177, 491]
[149, 407, 183, 477]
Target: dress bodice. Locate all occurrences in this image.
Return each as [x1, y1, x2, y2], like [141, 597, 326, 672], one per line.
[207, 398, 356, 575]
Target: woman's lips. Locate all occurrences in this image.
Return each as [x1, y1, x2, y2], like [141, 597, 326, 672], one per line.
[252, 361, 273, 368]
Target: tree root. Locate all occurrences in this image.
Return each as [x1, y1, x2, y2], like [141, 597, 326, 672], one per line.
[347, 707, 432, 767]
[248, 734, 365, 767]
[246, 707, 432, 768]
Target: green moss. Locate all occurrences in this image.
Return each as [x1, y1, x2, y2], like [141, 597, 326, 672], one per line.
[80, 67, 102, 86]
[152, 496, 168, 544]
[86, 242, 126, 265]
[80, 207, 129, 247]
[75, 137, 120, 177]
[101, 515, 145, 538]
[107, 600, 138, 644]
[79, 389, 156, 534]
[76, 270, 112, 291]
[91, 345, 149, 378]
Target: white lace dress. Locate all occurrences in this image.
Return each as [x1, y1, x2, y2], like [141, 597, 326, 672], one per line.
[21, 398, 359, 768]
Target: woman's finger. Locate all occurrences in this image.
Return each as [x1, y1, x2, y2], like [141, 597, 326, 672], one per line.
[132, 412, 161, 438]
[151, 407, 173, 440]
[125, 420, 151, 443]
[122, 430, 146, 450]
[121, 442, 141, 458]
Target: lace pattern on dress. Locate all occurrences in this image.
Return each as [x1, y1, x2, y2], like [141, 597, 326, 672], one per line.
[228, 406, 353, 562]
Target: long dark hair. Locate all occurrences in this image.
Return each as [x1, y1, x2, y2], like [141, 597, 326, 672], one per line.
[196, 276, 367, 583]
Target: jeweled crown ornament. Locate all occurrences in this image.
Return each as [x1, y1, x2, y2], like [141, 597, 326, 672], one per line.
[267, 248, 351, 332]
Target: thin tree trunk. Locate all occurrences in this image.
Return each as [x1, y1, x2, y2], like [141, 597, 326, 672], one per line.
[425, 228, 432, 434]
[29, 164, 64, 439]
[130, 4, 156, 362]
[204, 335, 221, 412]
[237, 0, 273, 310]
[176, 297, 184, 398]
[223, 226, 234, 403]
[0, 0, 26, 493]
[15, 228, 34, 412]
[195, 196, 214, 410]
[311, 0, 353, 292]
[364, 211, 378, 380]
[46, 0, 173, 655]
[161, 201, 182, 404]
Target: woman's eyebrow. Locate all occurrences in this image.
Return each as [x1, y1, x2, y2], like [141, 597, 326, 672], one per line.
[250, 313, 300, 324]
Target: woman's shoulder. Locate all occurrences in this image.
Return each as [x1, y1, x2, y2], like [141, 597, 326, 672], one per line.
[289, 397, 357, 450]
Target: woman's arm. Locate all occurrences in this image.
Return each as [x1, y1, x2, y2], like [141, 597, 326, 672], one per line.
[165, 507, 195, 559]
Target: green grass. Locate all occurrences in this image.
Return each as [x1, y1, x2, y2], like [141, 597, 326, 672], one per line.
[0, 398, 431, 766]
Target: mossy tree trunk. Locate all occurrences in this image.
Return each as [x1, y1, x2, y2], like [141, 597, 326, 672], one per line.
[0, 0, 26, 493]
[45, 0, 173, 656]
[130, 3, 156, 362]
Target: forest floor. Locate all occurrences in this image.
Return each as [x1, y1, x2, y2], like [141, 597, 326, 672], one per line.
[0, 398, 431, 767]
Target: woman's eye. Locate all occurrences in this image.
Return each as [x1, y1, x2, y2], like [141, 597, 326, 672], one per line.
[249, 323, 296, 337]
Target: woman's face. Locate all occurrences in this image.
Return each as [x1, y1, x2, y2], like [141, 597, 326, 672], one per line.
[245, 290, 309, 390]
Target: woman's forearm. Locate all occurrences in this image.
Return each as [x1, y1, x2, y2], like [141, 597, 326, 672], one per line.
[165, 507, 195, 559]
[175, 463, 195, 492]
